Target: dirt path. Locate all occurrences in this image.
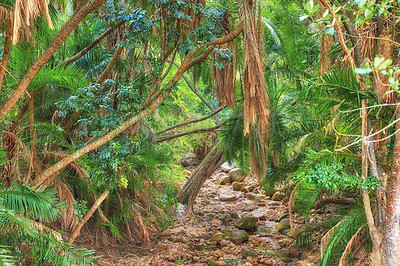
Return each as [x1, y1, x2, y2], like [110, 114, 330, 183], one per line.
[95, 165, 313, 265]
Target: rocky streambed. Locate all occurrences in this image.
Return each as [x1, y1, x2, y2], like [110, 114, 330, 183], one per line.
[149, 163, 313, 266]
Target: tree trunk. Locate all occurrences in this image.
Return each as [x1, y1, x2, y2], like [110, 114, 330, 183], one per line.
[97, 42, 125, 84]
[0, 20, 13, 90]
[383, 107, 400, 265]
[0, 0, 107, 122]
[178, 145, 224, 213]
[61, 21, 124, 67]
[68, 189, 110, 243]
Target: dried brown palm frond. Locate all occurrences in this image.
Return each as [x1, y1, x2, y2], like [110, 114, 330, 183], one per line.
[359, 22, 377, 61]
[211, 42, 236, 107]
[55, 179, 77, 230]
[12, 0, 54, 43]
[239, 0, 269, 179]
[239, 0, 269, 135]
[321, 221, 342, 257]
[338, 224, 366, 266]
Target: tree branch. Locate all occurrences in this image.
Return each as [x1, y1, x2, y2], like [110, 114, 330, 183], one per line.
[155, 125, 221, 143]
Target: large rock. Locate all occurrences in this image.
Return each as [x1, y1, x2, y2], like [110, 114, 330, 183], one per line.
[235, 216, 257, 230]
[219, 192, 238, 201]
[221, 162, 235, 173]
[231, 229, 248, 244]
[229, 168, 246, 182]
[240, 247, 258, 258]
[272, 191, 285, 201]
[179, 153, 197, 167]
[232, 182, 246, 191]
[278, 218, 290, 231]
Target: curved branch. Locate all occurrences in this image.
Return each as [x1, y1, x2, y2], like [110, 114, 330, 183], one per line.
[155, 125, 221, 143]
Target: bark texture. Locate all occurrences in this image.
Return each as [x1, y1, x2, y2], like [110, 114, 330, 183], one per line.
[0, 20, 13, 89]
[178, 145, 224, 212]
[383, 107, 400, 265]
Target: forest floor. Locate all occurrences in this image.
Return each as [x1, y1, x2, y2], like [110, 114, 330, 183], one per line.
[90, 163, 322, 265]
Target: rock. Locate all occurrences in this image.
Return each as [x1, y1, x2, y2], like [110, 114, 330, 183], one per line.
[278, 218, 290, 231]
[287, 228, 302, 238]
[174, 203, 186, 219]
[278, 213, 289, 221]
[221, 229, 233, 238]
[245, 192, 256, 200]
[215, 261, 227, 266]
[214, 250, 224, 258]
[229, 168, 246, 182]
[221, 162, 235, 172]
[179, 153, 197, 167]
[240, 247, 258, 258]
[219, 192, 238, 201]
[219, 213, 231, 222]
[241, 184, 257, 193]
[220, 239, 230, 246]
[282, 229, 290, 235]
[236, 216, 257, 230]
[210, 219, 223, 226]
[231, 229, 249, 244]
[263, 249, 290, 259]
[252, 207, 272, 220]
[272, 191, 285, 201]
[232, 182, 246, 191]
[207, 260, 217, 266]
[210, 233, 224, 242]
[217, 175, 231, 185]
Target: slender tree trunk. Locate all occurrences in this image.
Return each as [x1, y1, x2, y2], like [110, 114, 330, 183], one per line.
[28, 98, 41, 180]
[178, 145, 224, 213]
[361, 98, 383, 265]
[61, 22, 124, 67]
[383, 107, 400, 265]
[68, 189, 110, 243]
[97, 43, 125, 84]
[0, 20, 13, 90]
[0, 0, 107, 122]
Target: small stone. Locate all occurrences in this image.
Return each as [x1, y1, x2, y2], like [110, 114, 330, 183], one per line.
[210, 219, 223, 226]
[229, 168, 246, 182]
[241, 247, 258, 258]
[236, 216, 257, 230]
[245, 192, 256, 200]
[232, 182, 246, 191]
[220, 192, 238, 201]
[241, 184, 257, 193]
[218, 175, 231, 185]
[214, 250, 224, 258]
[278, 218, 290, 231]
[210, 232, 224, 242]
[272, 191, 285, 201]
[220, 239, 230, 246]
[207, 260, 217, 266]
[174, 203, 186, 219]
[231, 229, 249, 244]
[219, 213, 231, 222]
[221, 162, 235, 172]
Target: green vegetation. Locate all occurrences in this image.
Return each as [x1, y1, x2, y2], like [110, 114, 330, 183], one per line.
[0, 0, 400, 264]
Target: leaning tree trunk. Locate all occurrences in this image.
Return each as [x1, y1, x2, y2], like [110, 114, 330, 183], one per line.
[0, 19, 13, 90]
[68, 189, 110, 243]
[178, 145, 224, 213]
